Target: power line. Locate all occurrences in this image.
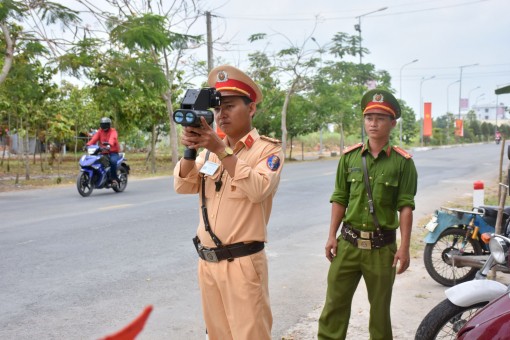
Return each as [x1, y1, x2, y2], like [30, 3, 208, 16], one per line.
[214, 0, 491, 22]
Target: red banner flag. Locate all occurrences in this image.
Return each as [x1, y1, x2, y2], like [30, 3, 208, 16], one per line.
[455, 119, 464, 137]
[423, 102, 433, 137]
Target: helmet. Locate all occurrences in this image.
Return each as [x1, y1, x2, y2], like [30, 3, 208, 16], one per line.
[100, 117, 112, 130]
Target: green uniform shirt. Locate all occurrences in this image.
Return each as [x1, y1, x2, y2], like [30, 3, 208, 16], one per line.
[330, 141, 418, 231]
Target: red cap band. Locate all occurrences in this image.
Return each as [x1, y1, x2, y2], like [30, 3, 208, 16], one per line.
[363, 102, 397, 117]
[214, 78, 257, 102]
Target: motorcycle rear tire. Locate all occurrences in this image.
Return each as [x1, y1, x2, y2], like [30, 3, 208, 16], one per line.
[424, 228, 483, 286]
[112, 165, 128, 193]
[415, 299, 487, 340]
[77, 172, 94, 197]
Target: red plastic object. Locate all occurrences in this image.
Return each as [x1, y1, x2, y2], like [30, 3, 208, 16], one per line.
[99, 305, 153, 340]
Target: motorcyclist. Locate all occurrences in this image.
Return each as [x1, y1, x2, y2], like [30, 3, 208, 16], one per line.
[86, 117, 120, 186]
[495, 130, 502, 144]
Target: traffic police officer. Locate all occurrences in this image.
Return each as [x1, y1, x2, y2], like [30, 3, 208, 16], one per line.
[173, 65, 284, 340]
[318, 89, 418, 339]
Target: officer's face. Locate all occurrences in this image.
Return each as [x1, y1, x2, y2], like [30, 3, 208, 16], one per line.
[364, 112, 396, 139]
[214, 96, 255, 138]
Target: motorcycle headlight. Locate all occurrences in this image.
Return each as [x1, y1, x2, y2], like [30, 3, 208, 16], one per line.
[489, 236, 509, 264]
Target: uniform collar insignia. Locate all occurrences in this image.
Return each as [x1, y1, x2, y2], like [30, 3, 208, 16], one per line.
[245, 134, 254, 148]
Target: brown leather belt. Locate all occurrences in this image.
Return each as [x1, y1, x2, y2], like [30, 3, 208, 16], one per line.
[193, 237, 264, 262]
[341, 224, 396, 249]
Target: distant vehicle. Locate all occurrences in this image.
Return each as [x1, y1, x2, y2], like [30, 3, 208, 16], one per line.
[77, 143, 130, 197]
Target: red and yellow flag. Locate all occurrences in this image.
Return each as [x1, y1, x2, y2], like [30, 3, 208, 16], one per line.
[423, 102, 433, 137]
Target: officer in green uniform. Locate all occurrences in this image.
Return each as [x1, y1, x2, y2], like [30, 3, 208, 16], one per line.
[318, 89, 418, 340]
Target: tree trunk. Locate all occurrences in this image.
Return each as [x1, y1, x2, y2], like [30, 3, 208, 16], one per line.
[150, 124, 157, 174]
[339, 122, 345, 151]
[163, 90, 179, 169]
[0, 24, 14, 85]
[289, 135, 293, 159]
[281, 92, 289, 157]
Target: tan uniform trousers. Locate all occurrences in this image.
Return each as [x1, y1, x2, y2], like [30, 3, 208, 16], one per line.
[198, 249, 272, 340]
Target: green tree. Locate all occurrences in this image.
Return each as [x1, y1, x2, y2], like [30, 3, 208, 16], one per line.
[0, 0, 80, 85]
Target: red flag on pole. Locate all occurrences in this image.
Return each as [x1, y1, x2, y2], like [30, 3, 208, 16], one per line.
[423, 102, 433, 137]
[455, 119, 464, 137]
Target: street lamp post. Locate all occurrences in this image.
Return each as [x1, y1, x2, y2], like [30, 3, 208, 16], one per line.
[446, 80, 460, 144]
[446, 79, 460, 144]
[420, 75, 435, 146]
[447, 80, 460, 114]
[354, 7, 388, 65]
[474, 93, 485, 106]
[354, 7, 388, 142]
[458, 63, 478, 119]
[467, 86, 481, 109]
[399, 58, 419, 146]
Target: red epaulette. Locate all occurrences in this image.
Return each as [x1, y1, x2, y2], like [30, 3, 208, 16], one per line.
[392, 146, 412, 159]
[342, 143, 363, 155]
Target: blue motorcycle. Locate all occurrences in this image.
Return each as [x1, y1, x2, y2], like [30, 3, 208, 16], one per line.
[423, 206, 510, 286]
[77, 144, 130, 197]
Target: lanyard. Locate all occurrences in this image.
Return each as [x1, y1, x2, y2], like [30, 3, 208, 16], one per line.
[361, 154, 383, 237]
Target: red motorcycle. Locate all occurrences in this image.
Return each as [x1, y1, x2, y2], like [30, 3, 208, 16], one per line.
[457, 289, 510, 339]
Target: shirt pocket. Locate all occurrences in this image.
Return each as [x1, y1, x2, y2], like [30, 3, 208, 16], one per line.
[373, 173, 398, 207]
[203, 172, 221, 199]
[226, 184, 247, 200]
[346, 172, 364, 198]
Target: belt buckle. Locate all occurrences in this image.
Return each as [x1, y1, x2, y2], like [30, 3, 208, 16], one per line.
[357, 239, 372, 250]
[201, 248, 219, 262]
[360, 231, 372, 239]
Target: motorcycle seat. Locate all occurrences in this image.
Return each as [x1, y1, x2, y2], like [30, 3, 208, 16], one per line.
[478, 205, 510, 227]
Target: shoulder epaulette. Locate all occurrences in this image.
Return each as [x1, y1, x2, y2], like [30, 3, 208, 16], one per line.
[392, 146, 412, 159]
[342, 143, 363, 155]
[260, 135, 281, 144]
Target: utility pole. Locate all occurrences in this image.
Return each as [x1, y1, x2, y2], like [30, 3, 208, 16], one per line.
[206, 11, 213, 72]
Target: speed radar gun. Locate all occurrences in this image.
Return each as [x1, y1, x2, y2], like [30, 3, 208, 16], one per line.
[173, 87, 221, 160]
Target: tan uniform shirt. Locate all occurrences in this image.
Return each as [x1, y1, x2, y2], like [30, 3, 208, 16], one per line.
[173, 128, 284, 248]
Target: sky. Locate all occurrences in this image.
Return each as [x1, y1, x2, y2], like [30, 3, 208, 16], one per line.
[194, 0, 510, 119]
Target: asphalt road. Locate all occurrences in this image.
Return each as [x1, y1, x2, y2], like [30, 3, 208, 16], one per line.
[0, 143, 507, 339]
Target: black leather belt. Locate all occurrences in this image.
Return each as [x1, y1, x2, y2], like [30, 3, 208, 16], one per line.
[193, 237, 264, 262]
[341, 224, 396, 249]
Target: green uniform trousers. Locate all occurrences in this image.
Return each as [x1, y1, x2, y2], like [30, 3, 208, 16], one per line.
[318, 237, 397, 340]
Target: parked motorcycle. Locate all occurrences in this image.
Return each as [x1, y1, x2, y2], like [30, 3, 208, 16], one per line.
[415, 233, 510, 340]
[423, 205, 510, 286]
[77, 144, 130, 197]
[457, 284, 510, 339]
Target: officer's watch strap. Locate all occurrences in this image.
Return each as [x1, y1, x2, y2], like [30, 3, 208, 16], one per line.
[201, 151, 223, 247]
[361, 154, 383, 237]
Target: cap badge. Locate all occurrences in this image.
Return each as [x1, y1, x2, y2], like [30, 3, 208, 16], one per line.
[217, 70, 228, 83]
[373, 93, 384, 102]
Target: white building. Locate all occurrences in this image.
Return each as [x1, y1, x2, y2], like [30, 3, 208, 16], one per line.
[471, 103, 508, 124]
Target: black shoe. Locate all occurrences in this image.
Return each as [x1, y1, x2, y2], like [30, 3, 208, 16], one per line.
[111, 180, 119, 188]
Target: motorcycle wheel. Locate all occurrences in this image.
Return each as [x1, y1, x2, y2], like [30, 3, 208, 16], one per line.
[424, 228, 482, 286]
[112, 166, 128, 193]
[415, 299, 487, 340]
[77, 172, 94, 197]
